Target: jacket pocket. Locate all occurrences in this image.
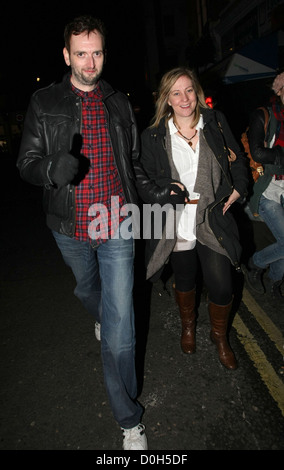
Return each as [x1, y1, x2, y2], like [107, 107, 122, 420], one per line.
[42, 114, 75, 154]
[43, 185, 72, 220]
[208, 203, 242, 269]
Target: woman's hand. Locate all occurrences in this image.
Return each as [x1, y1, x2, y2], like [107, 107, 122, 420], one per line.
[223, 189, 240, 215]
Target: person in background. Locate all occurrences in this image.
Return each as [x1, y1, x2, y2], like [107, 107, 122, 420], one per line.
[243, 72, 284, 300]
[17, 15, 147, 450]
[136, 67, 248, 371]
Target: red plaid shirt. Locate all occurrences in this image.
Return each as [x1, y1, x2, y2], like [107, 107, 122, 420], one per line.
[72, 83, 126, 243]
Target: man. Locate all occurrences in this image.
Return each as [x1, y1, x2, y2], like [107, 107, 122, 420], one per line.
[17, 15, 147, 450]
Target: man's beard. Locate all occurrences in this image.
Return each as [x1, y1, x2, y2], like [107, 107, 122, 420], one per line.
[72, 66, 103, 88]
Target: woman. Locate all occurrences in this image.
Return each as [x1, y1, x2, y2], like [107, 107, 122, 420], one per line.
[244, 72, 284, 299]
[137, 67, 248, 370]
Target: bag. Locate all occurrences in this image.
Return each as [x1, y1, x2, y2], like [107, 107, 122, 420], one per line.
[241, 107, 269, 183]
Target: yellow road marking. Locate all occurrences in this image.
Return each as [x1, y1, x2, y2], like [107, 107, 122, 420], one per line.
[241, 288, 284, 356]
[233, 309, 284, 418]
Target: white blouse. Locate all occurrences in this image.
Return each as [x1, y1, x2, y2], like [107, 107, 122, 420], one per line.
[168, 116, 204, 250]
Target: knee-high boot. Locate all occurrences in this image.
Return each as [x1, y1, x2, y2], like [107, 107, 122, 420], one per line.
[175, 289, 196, 354]
[208, 300, 237, 370]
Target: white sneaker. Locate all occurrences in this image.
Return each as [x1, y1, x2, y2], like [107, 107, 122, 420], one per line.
[95, 322, 101, 341]
[121, 423, 148, 450]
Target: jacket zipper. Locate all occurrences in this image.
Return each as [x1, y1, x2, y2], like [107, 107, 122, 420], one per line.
[102, 101, 128, 204]
[70, 97, 82, 236]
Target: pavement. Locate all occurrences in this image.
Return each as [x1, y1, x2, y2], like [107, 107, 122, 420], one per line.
[0, 155, 283, 454]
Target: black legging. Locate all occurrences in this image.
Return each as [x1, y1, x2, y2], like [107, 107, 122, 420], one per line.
[170, 241, 233, 305]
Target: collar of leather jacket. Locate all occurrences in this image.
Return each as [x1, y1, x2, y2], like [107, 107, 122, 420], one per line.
[61, 72, 116, 101]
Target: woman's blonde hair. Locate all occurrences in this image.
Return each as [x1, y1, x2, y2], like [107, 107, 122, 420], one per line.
[151, 67, 208, 128]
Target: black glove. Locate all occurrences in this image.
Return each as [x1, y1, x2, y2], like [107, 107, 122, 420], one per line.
[49, 150, 79, 186]
[169, 183, 188, 207]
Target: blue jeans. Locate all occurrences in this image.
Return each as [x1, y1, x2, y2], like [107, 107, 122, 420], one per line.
[52, 229, 143, 429]
[253, 195, 284, 282]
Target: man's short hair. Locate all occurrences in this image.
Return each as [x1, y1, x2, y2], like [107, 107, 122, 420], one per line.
[64, 15, 106, 52]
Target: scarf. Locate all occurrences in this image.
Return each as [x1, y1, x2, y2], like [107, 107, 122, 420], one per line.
[194, 129, 228, 258]
[271, 96, 284, 147]
[271, 96, 284, 180]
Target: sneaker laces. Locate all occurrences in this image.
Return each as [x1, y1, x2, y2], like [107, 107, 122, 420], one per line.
[95, 322, 101, 341]
[121, 424, 147, 450]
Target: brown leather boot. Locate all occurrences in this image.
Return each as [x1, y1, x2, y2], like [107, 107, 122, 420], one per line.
[175, 289, 196, 354]
[208, 300, 237, 370]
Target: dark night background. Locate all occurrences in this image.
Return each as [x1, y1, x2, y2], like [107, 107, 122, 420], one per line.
[1, 0, 283, 137]
[1, 1, 284, 452]
[0, 1, 147, 111]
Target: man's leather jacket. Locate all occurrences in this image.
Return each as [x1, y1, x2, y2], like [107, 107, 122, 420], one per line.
[17, 74, 141, 237]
